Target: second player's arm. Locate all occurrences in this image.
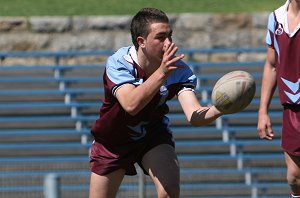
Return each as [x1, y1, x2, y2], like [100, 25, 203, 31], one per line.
[259, 47, 277, 115]
[257, 47, 277, 139]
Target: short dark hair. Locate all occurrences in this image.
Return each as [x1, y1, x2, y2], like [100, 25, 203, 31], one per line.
[130, 8, 169, 50]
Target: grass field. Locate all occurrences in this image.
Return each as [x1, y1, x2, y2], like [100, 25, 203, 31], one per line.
[0, 0, 286, 16]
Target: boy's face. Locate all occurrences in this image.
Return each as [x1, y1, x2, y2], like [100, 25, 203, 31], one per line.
[142, 22, 173, 65]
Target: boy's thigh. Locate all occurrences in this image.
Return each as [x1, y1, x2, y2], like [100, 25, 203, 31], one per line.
[89, 170, 125, 198]
[141, 144, 179, 183]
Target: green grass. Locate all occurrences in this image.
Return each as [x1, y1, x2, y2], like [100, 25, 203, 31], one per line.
[0, 0, 286, 16]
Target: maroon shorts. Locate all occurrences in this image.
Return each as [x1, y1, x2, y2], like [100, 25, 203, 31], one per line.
[282, 105, 300, 156]
[89, 130, 174, 176]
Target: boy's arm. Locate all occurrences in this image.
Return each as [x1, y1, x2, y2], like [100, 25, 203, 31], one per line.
[178, 90, 222, 126]
[115, 43, 184, 116]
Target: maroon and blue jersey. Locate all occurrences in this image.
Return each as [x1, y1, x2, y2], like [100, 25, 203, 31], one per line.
[266, 0, 300, 156]
[91, 46, 197, 145]
[266, 0, 300, 105]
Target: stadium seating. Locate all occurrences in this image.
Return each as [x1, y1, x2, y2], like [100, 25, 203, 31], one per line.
[0, 48, 289, 198]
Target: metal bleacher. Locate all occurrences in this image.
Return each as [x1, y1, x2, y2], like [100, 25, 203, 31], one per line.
[0, 48, 288, 198]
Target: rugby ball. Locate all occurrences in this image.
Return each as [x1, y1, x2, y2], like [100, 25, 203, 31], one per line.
[211, 70, 256, 114]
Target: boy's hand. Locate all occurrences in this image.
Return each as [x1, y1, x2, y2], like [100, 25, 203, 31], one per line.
[160, 43, 185, 76]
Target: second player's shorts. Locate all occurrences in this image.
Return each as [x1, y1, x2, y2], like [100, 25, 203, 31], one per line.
[282, 105, 300, 156]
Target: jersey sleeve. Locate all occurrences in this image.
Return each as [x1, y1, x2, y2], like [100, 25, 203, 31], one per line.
[266, 12, 276, 47]
[105, 55, 142, 96]
[167, 60, 197, 95]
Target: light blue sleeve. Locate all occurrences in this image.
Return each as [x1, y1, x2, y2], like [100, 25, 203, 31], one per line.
[167, 60, 197, 89]
[106, 57, 136, 85]
[266, 12, 275, 46]
[106, 49, 143, 95]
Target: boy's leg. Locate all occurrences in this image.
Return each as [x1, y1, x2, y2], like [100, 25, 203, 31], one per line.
[89, 169, 125, 198]
[141, 144, 180, 198]
[285, 152, 300, 196]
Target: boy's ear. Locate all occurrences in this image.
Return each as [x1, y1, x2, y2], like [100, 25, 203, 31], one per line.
[137, 36, 145, 48]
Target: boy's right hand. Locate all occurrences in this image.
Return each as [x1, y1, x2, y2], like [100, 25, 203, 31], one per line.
[159, 43, 185, 76]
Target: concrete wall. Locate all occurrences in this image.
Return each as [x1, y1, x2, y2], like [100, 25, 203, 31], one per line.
[0, 12, 270, 51]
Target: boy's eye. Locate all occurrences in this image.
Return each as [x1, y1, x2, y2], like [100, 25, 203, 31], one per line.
[156, 34, 172, 41]
[157, 36, 166, 40]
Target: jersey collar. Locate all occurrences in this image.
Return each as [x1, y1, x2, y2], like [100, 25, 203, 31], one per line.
[129, 46, 140, 66]
[276, 0, 300, 37]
